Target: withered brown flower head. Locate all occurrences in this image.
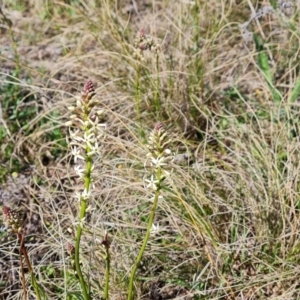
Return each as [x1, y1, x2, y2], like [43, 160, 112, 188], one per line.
[136, 28, 160, 52]
[66, 242, 75, 256]
[2, 206, 23, 234]
[100, 232, 111, 248]
[154, 122, 163, 132]
[81, 79, 96, 102]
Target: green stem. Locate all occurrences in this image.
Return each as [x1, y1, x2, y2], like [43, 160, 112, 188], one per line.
[74, 201, 89, 299]
[135, 63, 145, 140]
[74, 147, 93, 300]
[127, 187, 160, 300]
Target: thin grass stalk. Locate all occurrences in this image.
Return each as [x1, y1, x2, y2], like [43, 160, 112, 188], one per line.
[0, 8, 20, 78]
[153, 54, 161, 115]
[135, 62, 141, 120]
[135, 62, 145, 139]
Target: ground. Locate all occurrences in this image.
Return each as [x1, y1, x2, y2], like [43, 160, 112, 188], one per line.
[1, 0, 300, 299]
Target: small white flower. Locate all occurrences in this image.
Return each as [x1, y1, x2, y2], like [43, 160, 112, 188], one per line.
[67, 106, 76, 111]
[162, 169, 171, 178]
[74, 192, 81, 202]
[89, 116, 99, 126]
[73, 136, 85, 144]
[70, 114, 78, 120]
[71, 146, 85, 163]
[76, 99, 82, 108]
[65, 121, 73, 127]
[74, 165, 85, 178]
[159, 132, 168, 142]
[80, 217, 86, 228]
[87, 141, 99, 154]
[69, 129, 83, 142]
[84, 132, 96, 148]
[95, 125, 106, 138]
[150, 223, 160, 236]
[81, 188, 91, 200]
[151, 156, 167, 168]
[86, 205, 95, 212]
[145, 175, 159, 190]
[74, 217, 86, 228]
[69, 128, 75, 137]
[164, 149, 172, 155]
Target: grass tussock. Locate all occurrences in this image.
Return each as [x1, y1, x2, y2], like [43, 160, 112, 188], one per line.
[0, 0, 300, 299]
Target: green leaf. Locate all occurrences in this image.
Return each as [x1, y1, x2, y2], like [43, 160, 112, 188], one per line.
[67, 292, 85, 300]
[289, 76, 300, 103]
[253, 34, 281, 103]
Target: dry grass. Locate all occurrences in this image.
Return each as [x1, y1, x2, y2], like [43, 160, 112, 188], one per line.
[1, 0, 300, 299]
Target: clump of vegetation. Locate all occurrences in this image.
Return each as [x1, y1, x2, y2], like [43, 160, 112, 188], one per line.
[0, 0, 300, 299]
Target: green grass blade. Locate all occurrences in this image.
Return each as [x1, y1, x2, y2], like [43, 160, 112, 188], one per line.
[253, 34, 281, 103]
[289, 76, 300, 103]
